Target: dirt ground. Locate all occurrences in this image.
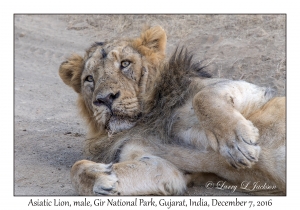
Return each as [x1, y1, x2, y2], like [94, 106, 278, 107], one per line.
[14, 14, 286, 196]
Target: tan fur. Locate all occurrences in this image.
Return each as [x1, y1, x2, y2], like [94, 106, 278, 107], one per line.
[59, 54, 84, 93]
[59, 26, 286, 195]
[132, 26, 167, 66]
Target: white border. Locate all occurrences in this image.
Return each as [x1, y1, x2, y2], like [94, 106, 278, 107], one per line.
[3, 0, 298, 208]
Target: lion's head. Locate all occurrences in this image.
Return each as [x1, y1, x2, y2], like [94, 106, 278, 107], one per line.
[59, 26, 167, 135]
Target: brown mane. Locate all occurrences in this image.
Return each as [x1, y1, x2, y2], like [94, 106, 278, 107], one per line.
[141, 47, 211, 142]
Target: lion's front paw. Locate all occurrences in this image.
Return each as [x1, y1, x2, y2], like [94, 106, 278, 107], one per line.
[71, 160, 119, 195]
[218, 120, 260, 169]
[92, 163, 119, 195]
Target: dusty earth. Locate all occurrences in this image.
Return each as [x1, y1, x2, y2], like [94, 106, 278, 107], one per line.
[14, 14, 286, 196]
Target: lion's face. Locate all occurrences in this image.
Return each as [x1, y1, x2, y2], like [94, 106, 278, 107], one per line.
[82, 40, 145, 134]
[59, 26, 167, 135]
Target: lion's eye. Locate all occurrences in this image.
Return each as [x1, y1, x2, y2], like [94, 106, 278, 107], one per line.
[121, 60, 131, 68]
[85, 75, 94, 82]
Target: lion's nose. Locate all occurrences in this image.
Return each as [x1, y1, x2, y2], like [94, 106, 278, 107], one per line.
[93, 91, 120, 108]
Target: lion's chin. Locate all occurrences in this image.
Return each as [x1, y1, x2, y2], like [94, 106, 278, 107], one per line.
[106, 116, 137, 136]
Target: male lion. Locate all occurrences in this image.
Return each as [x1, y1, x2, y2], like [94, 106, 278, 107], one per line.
[59, 26, 285, 195]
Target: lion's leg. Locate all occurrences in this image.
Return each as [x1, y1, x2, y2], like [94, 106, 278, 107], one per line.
[163, 97, 286, 193]
[71, 156, 188, 196]
[192, 80, 275, 169]
[248, 97, 286, 191]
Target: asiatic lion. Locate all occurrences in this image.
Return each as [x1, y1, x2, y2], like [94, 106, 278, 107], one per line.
[59, 26, 285, 195]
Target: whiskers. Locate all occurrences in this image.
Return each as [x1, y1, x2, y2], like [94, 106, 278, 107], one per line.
[113, 98, 140, 117]
[93, 106, 110, 125]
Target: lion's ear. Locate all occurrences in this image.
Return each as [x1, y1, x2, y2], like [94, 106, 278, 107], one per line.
[59, 54, 84, 93]
[132, 26, 167, 65]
